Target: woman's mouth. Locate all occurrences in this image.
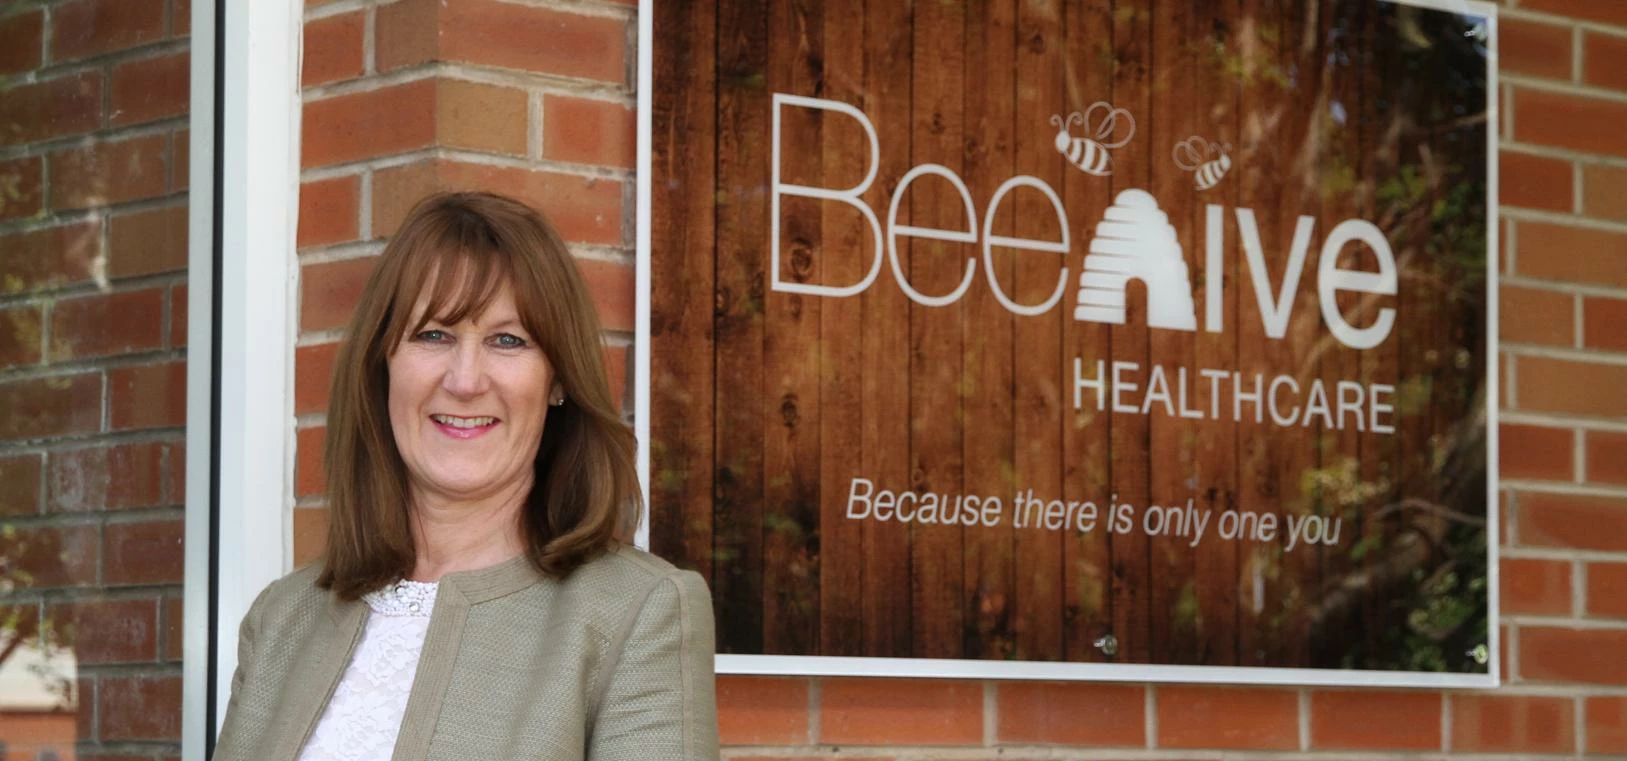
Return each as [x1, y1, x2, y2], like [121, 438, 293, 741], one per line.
[430, 414, 499, 439]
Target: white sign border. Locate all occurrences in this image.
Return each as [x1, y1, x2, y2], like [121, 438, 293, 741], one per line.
[634, 0, 1501, 690]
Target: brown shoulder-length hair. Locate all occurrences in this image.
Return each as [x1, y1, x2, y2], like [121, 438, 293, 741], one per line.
[318, 191, 639, 600]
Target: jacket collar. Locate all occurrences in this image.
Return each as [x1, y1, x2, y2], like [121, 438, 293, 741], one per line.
[437, 552, 547, 603]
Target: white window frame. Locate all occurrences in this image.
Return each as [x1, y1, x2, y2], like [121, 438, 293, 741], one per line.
[182, 0, 303, 756]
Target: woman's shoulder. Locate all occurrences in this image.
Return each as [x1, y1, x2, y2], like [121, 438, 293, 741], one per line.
[552, 545, 710, 617]
[568, 544, 699, 587]
[243, 563, 332, 627]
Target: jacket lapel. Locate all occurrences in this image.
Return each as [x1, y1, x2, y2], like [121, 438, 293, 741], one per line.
[267, 596, 368, 761]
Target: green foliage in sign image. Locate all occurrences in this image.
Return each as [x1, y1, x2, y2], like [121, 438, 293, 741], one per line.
[1338, 522, 1489, 673]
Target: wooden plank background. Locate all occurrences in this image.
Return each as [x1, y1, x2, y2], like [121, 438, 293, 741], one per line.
[648, 0, 1490, 670]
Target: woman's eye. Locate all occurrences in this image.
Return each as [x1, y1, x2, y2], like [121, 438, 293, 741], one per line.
[493, 333, 527, 348]
[414, 329, 449, 342]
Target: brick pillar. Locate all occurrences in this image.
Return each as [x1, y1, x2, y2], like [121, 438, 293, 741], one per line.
[0, 0, 190, 755]
[294, 0, 636, 564]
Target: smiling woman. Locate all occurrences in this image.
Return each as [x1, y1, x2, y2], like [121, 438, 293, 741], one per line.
[212, 192, 718, 761]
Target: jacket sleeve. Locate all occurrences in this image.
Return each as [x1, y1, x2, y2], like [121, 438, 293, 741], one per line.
[587, 570, 718, 761]
[210, 585, 268, 760]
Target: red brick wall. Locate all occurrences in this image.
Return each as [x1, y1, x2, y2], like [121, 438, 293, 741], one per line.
[289, 0, 1627, 756]
[0, 0, 190, 758]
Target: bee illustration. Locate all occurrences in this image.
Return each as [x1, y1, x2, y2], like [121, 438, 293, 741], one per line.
[1050, 101, 1136, 177]
[1172, 136, 1232, 191]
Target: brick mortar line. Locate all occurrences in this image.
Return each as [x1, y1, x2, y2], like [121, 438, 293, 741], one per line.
[37, 37, 192, 83]
[1503, 478, 1627, 498]
[430, 146, 632, 181]
[0, 510, 188, 539]
[1505, 73, 1627, 105]
[0, 433, 187, 463]
[1572, 427, 1587, 484]
[34, 0, 53, 83]
[1145, 685, 1158, 749]
[1500, 342, 1627, 366]
[1507, 619, 1520, 682]
[1574, 694, 1587, 761]
[1504, 218, 1517, 280]
[299, 62, 439, 100]
[1296, 688, 1310, 751]
[528, 88, 544, 160]
[1503, 614, 1627, 630]
[299, 144, 630, 183]
[304, 0, 372, 23]
[492, 0, 636, 22]
[1503, 82, 1515, 145]
[1500, 140, 1627, 169]
[1502, 205, 1627, 233]
[359, 169, 374, 239]
[302, 61, 635, 102]
[808, 677, 822, 745]
[298, 163, 369, 184]
[571, 244, 635, 264]
[294, 330, 345, 348]
[297, 239, 387, 265]
[447, 65, 634, 101]
[1571, 26, 1584, 85]
[0, 348, 185, 386]
[1441, 691, 1452, 753]
[1571, 293, 1585, 350]
[165, 129, 180, 193]
[0, 269, 188, 305]
[0, 199, 183, 246]
[62, 742, 184, 757]
[297, 147, 435, 177]
[1500, 6, 1627, 36]
[1573, 557, 1589, 619]
[70, 664, 189, 682]
[1502, 546, 1627, 563]
[0, 272, 188, 313]
[1504, 352, 1516, 413]
[1571, 159, 1585, 217]
[0, 1, 47, 23]
[98, 361, 110, 435]
[979, 680, 993, 746]
[0, 36, 188, 92]
[1498, 275, 1627, 301]
[363, 5, 378, 76]
[0, 117, 189, 165]
[36, 300, 54, 368]
[0, 505, 184, 533]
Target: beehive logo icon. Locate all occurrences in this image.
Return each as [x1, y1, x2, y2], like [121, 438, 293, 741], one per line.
[1073, 189, 1198, 331]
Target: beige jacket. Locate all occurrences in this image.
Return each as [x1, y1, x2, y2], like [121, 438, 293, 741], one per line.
[212, 547, 718, 761]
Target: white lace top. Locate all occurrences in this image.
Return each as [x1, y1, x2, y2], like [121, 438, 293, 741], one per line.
[296, 580, 439, 761]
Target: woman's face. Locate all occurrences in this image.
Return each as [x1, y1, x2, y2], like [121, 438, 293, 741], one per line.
[388, 282, 557, 508]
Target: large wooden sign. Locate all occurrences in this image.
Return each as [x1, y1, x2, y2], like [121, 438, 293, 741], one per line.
[637, 0, 1497, 686]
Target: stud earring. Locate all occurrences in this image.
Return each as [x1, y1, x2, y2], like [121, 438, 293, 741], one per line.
[550, 395, 566, 407]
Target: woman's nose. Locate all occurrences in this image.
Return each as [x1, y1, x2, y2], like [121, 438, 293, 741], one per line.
[441, 341, 489, 397]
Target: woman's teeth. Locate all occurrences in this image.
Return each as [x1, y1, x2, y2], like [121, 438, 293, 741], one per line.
[430, 414, 495, 428]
